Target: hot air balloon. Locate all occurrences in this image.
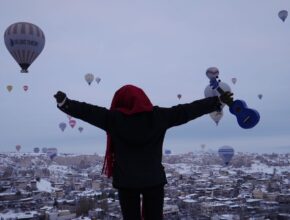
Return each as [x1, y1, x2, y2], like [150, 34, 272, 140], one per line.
[231, 77, 237, 84]
[204, 82, 231, 110]
[164, 149, 171, 155]
[85, 73, 94, 85]
[177, 94, 182, 99]
[206, 67, 219, 79]
[69, 119, 76, 128]
[201, 144, 206, 150]
[209, 110, 224, 125]
[59, 122, 67, 132]
[42, 147, 48, 153]
[218, 145, 234, 165]
[95, 77, 101, 84]
[7, 85, 13, 92]
[278, 10, 288, 22]
[4, 22, 45, 73]
[258, 94, 263, 100]
[15, 144, 21, 152]
[78, 127, 84, 133]
[46, 148, 57, 160]
[33, 147, 40, 153]
[23, 85, 29, 91]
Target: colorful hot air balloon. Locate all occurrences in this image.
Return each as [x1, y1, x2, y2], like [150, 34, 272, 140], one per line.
[7, 85, 13, 92]
[218, 145, 234, 165]
[23, 85, 29, 91]
[4, 22, 45, 73]
[164, 149, 172, 155]
[78, 127, 84, 133]
[177, 94, 182, 99]
[59, 122, 67, 132]
[95, 77, 101, 84]
[15, 144, 21, 152]
[231, 77, 237, 84]
[258, 94, 263, 100]
[33, 147, 40, 153]
[85, 73, 94, 85]
[206, 67, 219, 79]
[278, 10, 288, 22]
[69, 119, 76, 128]
[209, 110, 224, 125]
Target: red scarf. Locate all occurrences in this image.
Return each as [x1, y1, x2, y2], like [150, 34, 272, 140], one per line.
[102, 85, 153, 178]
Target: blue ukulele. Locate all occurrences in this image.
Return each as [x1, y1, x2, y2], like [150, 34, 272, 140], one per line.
[210, 77, 260, 129]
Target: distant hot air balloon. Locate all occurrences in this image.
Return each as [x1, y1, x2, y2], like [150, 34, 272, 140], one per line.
[85, 73, 94, 85]
[59, 122, 67, 132]
[42, 147, 48, 153]
[15, 144, 21, 152]
[209, 110, 224, 125]
[23, 85, 29, 91]
[201, 144, 206, 150]
[95, 77, 101, 84]
[164, 149, 172, 155]
[46, 148, 57, 160]
[258, 94, 263, 100]
[4, 22, 45, 73]
[69, 119, 76, 128]
[206, 67, 219, 79]
[33, 147, 40, 153]
[278, 10, 288, 22]
[177, 94, 182, 100]
[78, 127, 84, 133]
[231, 77, 237, 84]
[218, 145, 234, 165]
[7, 85, 13, 92]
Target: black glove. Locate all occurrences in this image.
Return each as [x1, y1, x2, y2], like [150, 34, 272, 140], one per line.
[219, 91, 234, 106]
[54, 91, 67, 104]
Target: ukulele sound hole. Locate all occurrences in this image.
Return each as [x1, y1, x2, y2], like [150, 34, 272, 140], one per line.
[235, 107, 241, 113]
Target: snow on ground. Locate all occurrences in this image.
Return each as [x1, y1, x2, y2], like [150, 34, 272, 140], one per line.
[0, 210, 38, 219]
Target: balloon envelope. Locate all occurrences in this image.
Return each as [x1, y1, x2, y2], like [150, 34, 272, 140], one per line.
[206, 67, 219, 79]
[85, 73, 94, 85]
[210, 110, 224, 125]
[218, 146, 234, 165]
[164, 149, 171, 155]
[78, 127, 84, 132]
[231, 77, 237, 84]
[69, 119, 76, 128]
[4, 22, 45, 73]
[59, 122, 67, 132]
[7, 85, 13, 92]
[16, 145, 21, 152]
[258, 94, 263, 99]
[23, 85, 29, 91]
[95, 77, 101, 84]
[33, 147, 40, 153]
[177, 94, 182, 99]
[278, 10, 288, 22]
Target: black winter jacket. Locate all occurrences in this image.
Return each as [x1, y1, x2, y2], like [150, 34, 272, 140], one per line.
[57, 96, 221, 189]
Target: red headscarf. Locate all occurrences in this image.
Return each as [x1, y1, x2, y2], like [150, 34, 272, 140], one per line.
[102, 85, 153, 178]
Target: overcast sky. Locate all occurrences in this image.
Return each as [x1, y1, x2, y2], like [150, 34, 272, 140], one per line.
[1, 0, 290, 155]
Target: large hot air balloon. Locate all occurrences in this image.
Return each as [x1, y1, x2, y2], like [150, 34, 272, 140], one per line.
[7, 85, 13, 92]
[278, 10, 288, 22]
[177, 94, 182, 100]
[69, 119, 76, 128]
[218, 145, 234, 165]
[4, 22, 45, 73]
[23, 85, 29, 92]
[59, 122, 67, 132]
[85, 73, 94, 85]
[15, 144, 21, 152]
[209, 110, 224, 125]
[95, 77, 101, 84]
[206, 67, 219, 79]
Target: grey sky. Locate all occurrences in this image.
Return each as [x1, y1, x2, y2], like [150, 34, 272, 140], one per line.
[1, 0, 290, 155]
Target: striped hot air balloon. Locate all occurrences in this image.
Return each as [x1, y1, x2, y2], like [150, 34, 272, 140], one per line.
[4, 22, 45, 73]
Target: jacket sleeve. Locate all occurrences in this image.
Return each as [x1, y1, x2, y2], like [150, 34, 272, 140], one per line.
[161, 96, 222, 128]
[57, 99, 110, 131]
